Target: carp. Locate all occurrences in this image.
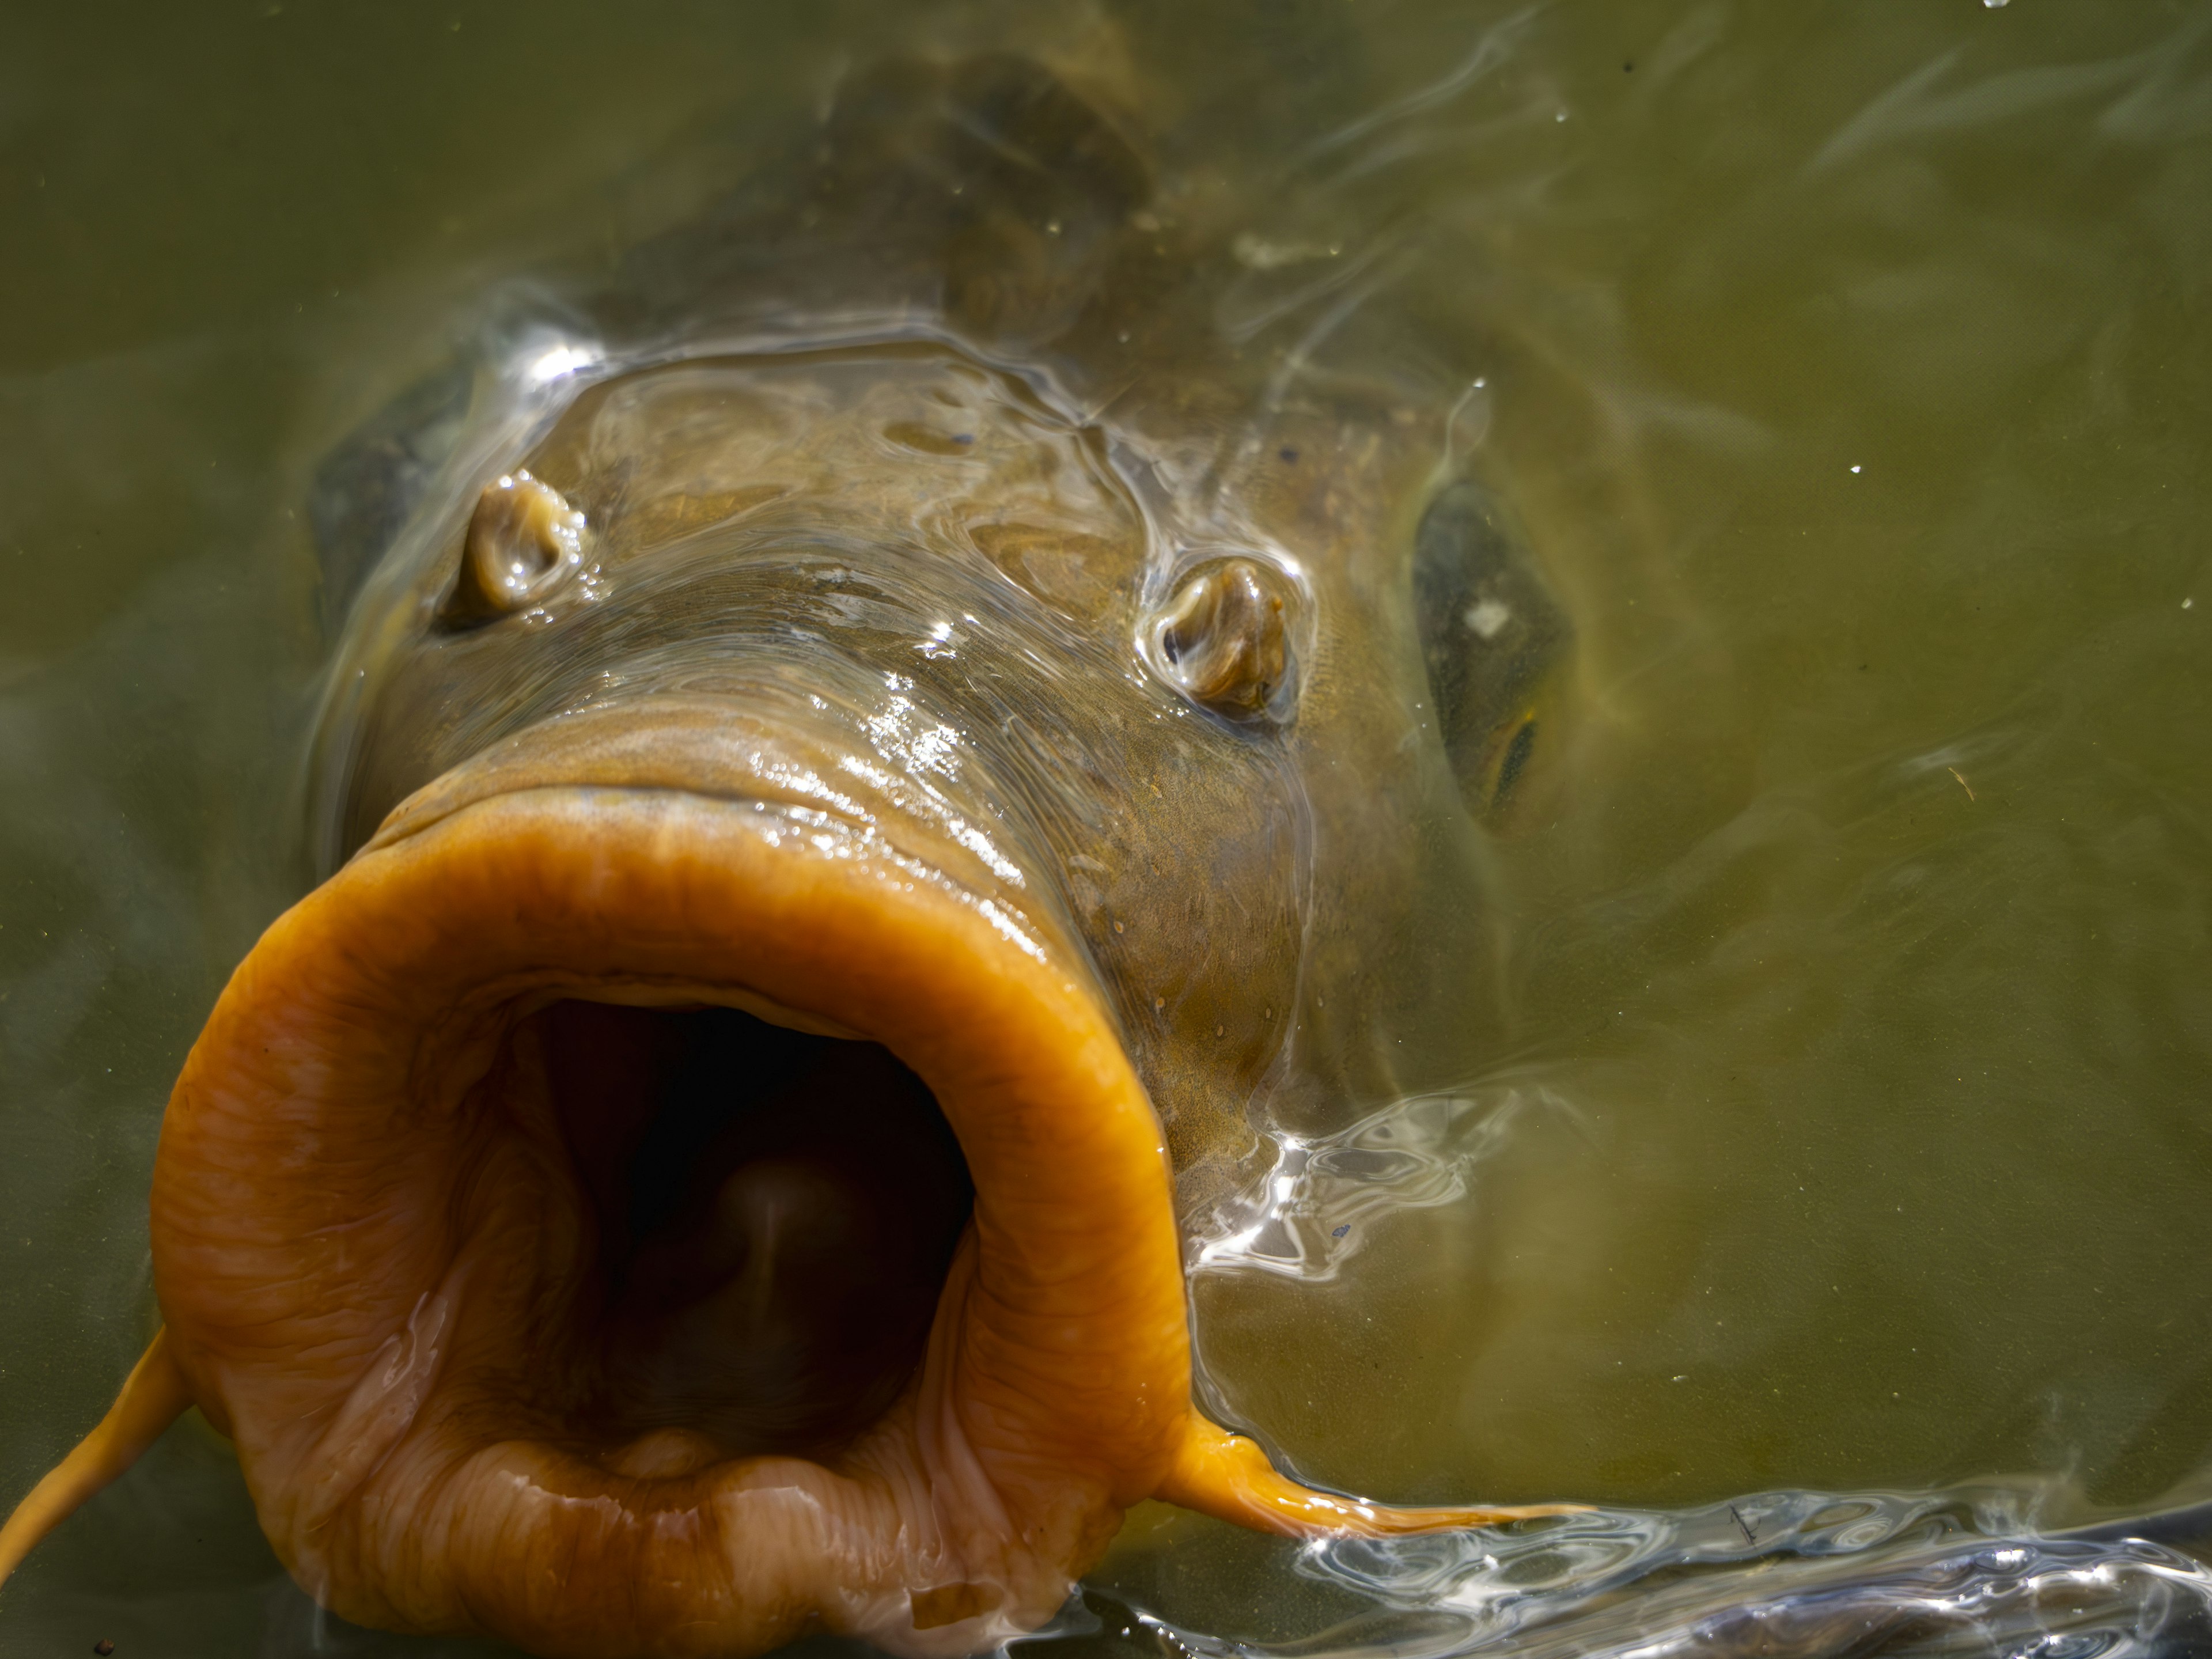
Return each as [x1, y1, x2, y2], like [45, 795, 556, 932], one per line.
[0, 40, 1577, 1659]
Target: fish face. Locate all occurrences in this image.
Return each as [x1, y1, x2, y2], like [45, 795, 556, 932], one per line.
[1, 43, 1582, 1659]
[174, 343, 1323, 1653]
[334, 342, 1317, 1166]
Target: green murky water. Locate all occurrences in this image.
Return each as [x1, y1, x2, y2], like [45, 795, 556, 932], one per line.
[4, 2, 2211, 1654]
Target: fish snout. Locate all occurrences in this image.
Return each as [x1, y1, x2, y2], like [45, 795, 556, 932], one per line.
[148, 711, 1196, 1655]
[65, 696, 1582, 1657]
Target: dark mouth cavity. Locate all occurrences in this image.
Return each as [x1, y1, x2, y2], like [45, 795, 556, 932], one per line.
[537, 1000, 975, 1460]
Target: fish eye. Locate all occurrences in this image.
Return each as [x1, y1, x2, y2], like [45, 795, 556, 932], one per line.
[1491, 715, 1539, 808]
[1410, 482, 1570, 827]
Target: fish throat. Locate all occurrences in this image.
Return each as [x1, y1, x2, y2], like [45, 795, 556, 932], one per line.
[537, 998, 974, 1466]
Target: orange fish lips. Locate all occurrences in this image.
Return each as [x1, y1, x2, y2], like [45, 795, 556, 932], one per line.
[151, 763, 1194, 1655]
[1, 707, 1578, 1656]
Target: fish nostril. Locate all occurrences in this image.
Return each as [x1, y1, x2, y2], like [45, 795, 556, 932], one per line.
[441, 470, 588, 624]
[1150, 556, 1298, 722]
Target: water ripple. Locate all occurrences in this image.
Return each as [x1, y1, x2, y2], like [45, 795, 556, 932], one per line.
[1077, 1493, 2212, 1659]
[1186, 1085, 1578, 1283]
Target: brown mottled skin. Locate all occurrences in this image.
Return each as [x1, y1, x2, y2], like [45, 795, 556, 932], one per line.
[0, 34, 1577, 1659]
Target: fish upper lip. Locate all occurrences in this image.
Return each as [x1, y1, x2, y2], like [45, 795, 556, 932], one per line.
[357, 694, 1055, 928]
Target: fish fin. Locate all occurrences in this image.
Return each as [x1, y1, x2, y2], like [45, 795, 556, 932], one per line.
[1156, 1414, 1586, 1539]
[0, 1327, 193, 1589]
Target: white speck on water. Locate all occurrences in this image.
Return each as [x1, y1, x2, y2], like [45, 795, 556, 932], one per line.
[1850, 464, 1863, 474]
[1555, 108, 1569, 122]
[1473, 376, 1486, 389]
[2185, 597, 2195, 609]
[1233, 233, 1343, 270]
[1984, 0, 2007, 8]
[1464, 598, 1512, 639]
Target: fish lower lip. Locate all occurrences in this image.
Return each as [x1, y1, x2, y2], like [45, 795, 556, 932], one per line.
[153, 775, 1192, 1653]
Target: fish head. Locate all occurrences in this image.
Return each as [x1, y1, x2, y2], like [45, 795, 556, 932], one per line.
[104, 42, 1584, 1659]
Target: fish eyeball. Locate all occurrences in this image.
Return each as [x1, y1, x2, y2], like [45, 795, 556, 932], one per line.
[1152, 557, 1298, 722]
[445, 471, 588, 622]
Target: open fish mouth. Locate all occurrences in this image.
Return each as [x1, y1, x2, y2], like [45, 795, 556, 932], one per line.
[160, 752, 1161, 1654]
[2, 705, 1574, 1658]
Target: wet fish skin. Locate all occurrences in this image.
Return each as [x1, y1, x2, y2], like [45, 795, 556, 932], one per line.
[2, 32, 1584, 1659]
[324, 42, 1548, 1157]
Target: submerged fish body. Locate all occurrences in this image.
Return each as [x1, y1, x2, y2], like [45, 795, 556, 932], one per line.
[0, 44, 1581, 1659]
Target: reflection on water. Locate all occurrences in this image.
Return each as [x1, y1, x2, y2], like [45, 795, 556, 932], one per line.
[1139, 1087, 2212, 1653]
[3, 0, 2211, 1655]
[1189, 1087, 1581, 1285]
[1080, 1491, 2212, 1657]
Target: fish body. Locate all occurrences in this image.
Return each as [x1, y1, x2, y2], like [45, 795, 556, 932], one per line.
[1, 43, 1577, 1659]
